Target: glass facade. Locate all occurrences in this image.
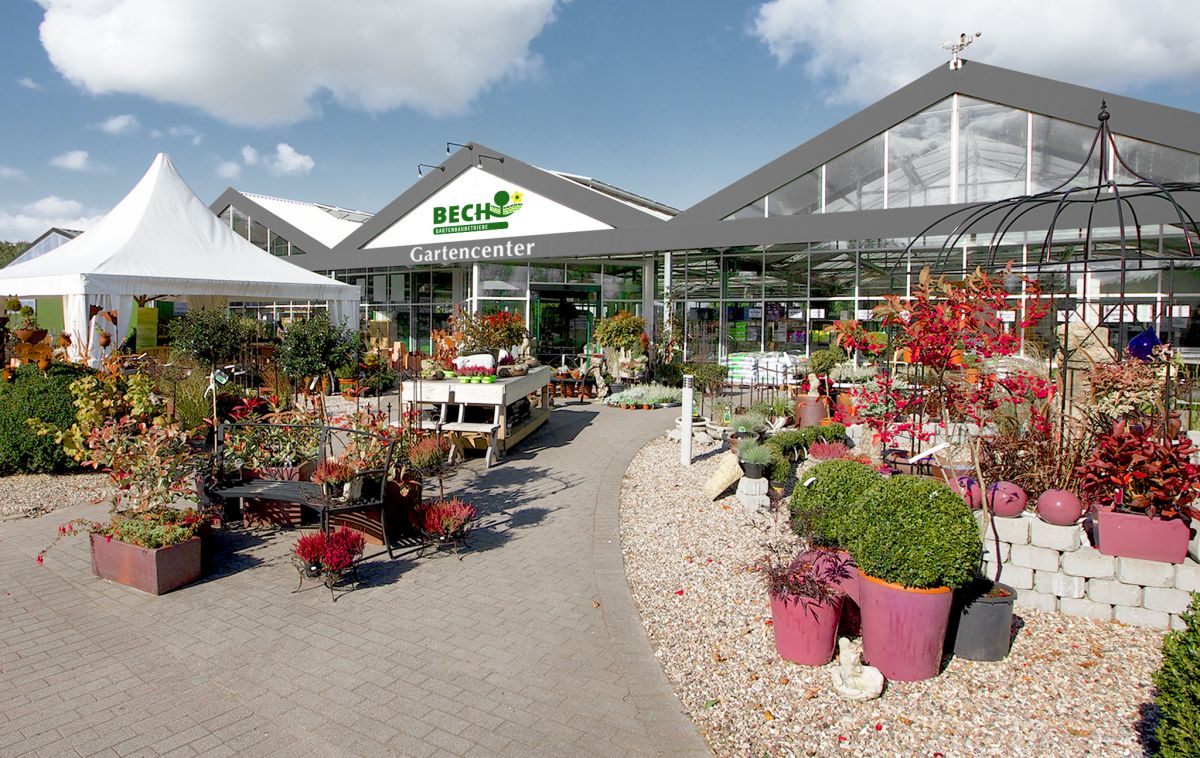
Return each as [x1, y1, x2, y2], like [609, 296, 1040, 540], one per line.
[723, 95, 1200, 218]
[218, 205, 306, 256]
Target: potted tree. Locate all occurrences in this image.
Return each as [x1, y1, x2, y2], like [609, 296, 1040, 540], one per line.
[12, 307, 47, 344]
[848, 475, 981, 681]
[1077, 420, 1197, 564]
[169, 308, 253, 422]
[38, 418, 204, 595]
[274, 312, 359, 413]
[750, 543, 853, 666]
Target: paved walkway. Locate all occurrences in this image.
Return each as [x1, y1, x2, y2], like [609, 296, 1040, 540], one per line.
[0, 404, 710, 757]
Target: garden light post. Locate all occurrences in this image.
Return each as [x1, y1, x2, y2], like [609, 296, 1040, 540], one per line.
[681, 374, 694, 466]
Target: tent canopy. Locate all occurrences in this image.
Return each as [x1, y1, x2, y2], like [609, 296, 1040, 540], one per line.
[0, 154, 358, 305]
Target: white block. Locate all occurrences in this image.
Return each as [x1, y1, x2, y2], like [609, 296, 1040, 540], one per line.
[1114, 605, 1169, 630]
[1035, 571, 1086, 599]
[1061, 549, 1116, 579]
[993, 563, 1033, 590]
[1030, 520, 1082, 552]
[1170, 614, 1187, 631]
[1190, 530, 1200, 563]
[992, 514, 1031, 545]
[1175, 560, 1200, 593]
[1014, 589, 1057, 612]
[1059, 597, 1113, 621]
[981, 540, 1010, 564]
[1010, 544, 1060, 572]
[1087, 578, 1143, 608]
[1144, 587, 1193, 615]
[1116, 557, 1176, 588]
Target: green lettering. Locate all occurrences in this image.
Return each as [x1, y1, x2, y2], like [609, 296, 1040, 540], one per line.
[448, 206, 460, 223]
[433, 207, 446, 224]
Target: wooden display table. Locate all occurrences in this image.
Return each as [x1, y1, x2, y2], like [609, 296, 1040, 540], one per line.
[399, 366, 552, 465]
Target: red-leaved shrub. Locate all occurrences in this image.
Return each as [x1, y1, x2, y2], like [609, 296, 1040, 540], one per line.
[411, 498, 477, 537]
[807, 441, 851, 462]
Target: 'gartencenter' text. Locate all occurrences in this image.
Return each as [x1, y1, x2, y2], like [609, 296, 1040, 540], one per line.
[408, 241, 536, 263]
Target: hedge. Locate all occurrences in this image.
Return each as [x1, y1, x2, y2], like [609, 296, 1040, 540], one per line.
[0, 363, 91, 474]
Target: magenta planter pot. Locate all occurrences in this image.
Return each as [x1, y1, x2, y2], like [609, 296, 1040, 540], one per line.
[987, 482, 1028, 518]
[769, 593, 842, 665]
[858, 570, 954, 681]
[1095, 506, 1192, 564]
[1037, 489, 1084, 526]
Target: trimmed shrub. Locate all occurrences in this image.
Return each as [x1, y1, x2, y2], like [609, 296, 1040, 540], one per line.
[1153, 592, 1200, 755]
[765, 429, 808, 456]
[849, 475, 982, 589]
[276, 312, 360, 385]
[809, 344, 847, 376]
[0, 363, 91, 474]
[790, 459, 883, 548]
[767, 445, 792, 482]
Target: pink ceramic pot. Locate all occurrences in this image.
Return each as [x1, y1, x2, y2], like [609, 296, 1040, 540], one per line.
[1037, 489, 1084, 526]
[769, 593, 842, 665]
[987, 482, 1028, 518]
[857, 570, 954, 682]
[950, 475, 982, 510]
[1094, 506, 1192, 564]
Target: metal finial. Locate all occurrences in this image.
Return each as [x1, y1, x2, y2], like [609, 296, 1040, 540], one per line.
[1098, 100, 1110, 122]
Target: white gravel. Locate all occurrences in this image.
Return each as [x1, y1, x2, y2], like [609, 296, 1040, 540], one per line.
[620, 437, 1166, 757]
[0, 472, 113, 520]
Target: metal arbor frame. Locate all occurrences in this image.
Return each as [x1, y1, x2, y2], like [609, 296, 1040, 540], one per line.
[903, 101, 1200, 418]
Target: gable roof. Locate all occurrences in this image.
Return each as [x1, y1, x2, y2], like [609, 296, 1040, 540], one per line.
[337, 141, 671, 253]
[674, 59, 1200, 224]
[208, 188, 367, 255]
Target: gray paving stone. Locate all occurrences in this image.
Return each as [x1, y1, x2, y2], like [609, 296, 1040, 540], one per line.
[0, 405, 709, 757]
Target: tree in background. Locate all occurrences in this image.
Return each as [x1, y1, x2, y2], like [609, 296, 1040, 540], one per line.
[168, 308, 254, 423]
[0, 241, 31, 268]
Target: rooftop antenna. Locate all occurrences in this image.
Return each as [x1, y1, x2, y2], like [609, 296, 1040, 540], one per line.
[943, 32, 981, 70]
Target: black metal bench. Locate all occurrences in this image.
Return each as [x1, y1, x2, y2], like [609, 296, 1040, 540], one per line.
[206, 422, 401, 559]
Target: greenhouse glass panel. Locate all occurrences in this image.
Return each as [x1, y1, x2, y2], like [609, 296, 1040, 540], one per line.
[825, 134, 885, 213]
[958, 97, 1028, 202]
[888, 97, 953, 208]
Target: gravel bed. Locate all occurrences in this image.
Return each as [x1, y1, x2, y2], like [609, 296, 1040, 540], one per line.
[620, 436, 1166, 757]
[0, 472, 113, 520]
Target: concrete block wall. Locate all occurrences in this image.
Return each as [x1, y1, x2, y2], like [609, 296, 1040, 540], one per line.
[977, 511, 1199, 631]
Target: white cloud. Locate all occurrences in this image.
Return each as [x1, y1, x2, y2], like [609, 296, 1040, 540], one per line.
[0, 196, 103, 241]
[49, 149, 95, 171]
[36, 0, 559, 126]
[265, 143, 314, 176]
[216, 160, 240, 180]
[751, 0, 1200, 105]
[0, 166, 26, 180]
[98, 113, 139, 135]
[148, 128, 163, 138]
[241, 145, 259, 165]
[167, 125, 203, 145]
[23, 196, 81, 217]
[17, 77, 40, 90]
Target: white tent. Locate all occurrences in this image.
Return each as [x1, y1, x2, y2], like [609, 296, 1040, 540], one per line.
[0, 153, 359, 363]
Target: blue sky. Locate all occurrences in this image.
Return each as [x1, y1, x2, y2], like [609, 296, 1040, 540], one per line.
[3, 0, 1200, 241]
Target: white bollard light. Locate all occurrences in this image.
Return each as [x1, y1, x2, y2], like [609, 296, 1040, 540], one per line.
[681, 375, 694, 466]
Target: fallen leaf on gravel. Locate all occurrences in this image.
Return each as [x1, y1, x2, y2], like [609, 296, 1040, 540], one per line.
[778, 675, 789, 685]
[764, 710, 774, 721]
[674, 590, 684, 595]
[704, 698, 720, 708]
[591, 600, 601, 608]
[1066, 726, 1092, 737]
[712, 651, 725, 663]
[803, 687, 819, 699]
[898, 717, 913, 726]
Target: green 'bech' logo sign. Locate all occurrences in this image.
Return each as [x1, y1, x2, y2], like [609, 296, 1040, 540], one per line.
[432, 190, 524, 235]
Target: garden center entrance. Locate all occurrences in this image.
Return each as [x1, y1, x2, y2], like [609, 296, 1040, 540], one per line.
[530, 283, 597, 367]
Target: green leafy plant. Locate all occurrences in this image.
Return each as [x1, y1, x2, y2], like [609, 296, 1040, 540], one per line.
[14, 306, 39, 331]
[1153, 592, 1200, 755]
[97, 508, 203, 549]
[0, 363, 91, 474]
[275, 312, 360, 387]
[809, 345, 847, 377]
[683, 362, 728, 394]
[790, 459, 883, 548]
[594, 311, 646, 352]
[169, 308, 253, 370]
[849, 474, 981, 589]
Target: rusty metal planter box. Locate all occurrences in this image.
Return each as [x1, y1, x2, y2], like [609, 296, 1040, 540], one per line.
[90, 533, 202, 595]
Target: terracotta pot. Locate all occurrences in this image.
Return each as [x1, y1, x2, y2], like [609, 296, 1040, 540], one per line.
[799, 548, 859, 603]
[769, 593, 842, 665]
[14, 328, 47, 344]
[793, 395, 827, 427]
[90, 533, 202, 595]
[98, 332, 112, 347]
[818, 417, 834, 427]
[858, 570, 954, 681]
[987, 482, 1028, 518]
[641, 404, 652, 410]
[1036, 489, 1083, 526]
[36, 357, 50, 371]
[1094, 506, 1192, 564]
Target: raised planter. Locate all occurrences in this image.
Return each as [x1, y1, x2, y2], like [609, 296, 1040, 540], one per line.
[946, 580, 1015, 661]
[90, 533, 202, 595]
[1094, 506, 1192, 564]
[769, 593, 842, 665]
[858, 570, 954, 681]
[13, 327, 48, 344]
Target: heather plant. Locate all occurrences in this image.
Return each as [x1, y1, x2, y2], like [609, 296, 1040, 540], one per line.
[806, 441, 850, 461]
[412, 498, 477, 537]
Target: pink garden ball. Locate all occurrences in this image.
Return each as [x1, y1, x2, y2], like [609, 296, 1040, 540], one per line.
[951, 475, 982, 510]
[1037, 489, 1084, 526]
[987, 481, 1028, 518]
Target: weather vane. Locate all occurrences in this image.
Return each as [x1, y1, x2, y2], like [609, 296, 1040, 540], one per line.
[943, 32, 981, 70]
